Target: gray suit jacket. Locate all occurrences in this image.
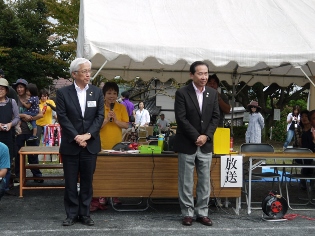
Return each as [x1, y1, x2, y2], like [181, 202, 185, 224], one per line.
[174, 83, 220, 154]
[56, 84, 104, 155]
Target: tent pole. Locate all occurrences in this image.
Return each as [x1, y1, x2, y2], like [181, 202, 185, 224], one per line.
[92, 60, 108, 80]
[230, 65, 238, 135]
[298, 67, 315, 110]
[298, 67, 315, 87]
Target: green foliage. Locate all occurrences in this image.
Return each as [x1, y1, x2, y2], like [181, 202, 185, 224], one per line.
[44, 0, 79, 41]
[232, 126, 247, 140]
[272, 107, 291, 142]
[0, 0, 70, 89]
[288, 99, 307, 111]
[91, 75, 107, 88]
[44, 0, 80, 63]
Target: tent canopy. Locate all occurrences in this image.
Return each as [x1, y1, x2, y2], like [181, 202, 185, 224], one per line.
[77, 0, 315, 87]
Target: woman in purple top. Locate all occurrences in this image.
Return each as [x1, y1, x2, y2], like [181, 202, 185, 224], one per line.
[120, 91, 135, 127]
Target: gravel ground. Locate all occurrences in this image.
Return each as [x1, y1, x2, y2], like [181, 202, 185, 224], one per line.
[1, 178, 315, 236]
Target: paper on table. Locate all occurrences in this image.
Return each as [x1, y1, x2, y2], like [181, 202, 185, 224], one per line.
[102, 150, 140, 154]
[125, 150, 140, 154]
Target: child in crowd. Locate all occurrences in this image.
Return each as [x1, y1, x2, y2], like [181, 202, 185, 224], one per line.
[20, 83, 39, 141]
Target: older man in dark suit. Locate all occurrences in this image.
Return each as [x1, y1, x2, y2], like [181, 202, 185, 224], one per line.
[56, 58, 104, 226]
[174, 61, 220, 227]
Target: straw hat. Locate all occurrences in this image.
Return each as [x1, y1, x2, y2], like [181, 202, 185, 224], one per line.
[247, 101, 261, 111]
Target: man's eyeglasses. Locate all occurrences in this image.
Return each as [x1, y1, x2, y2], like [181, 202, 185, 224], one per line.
[75, 69, 92, 74]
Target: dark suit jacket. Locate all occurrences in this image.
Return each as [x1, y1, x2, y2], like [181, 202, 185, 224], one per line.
[174, 83, 220, 154]
[56, 84, 104, 155]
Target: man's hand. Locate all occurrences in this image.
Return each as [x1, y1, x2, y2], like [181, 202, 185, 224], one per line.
[195, 135, 208, 147]
[78, 141, 87, 148]
[74, 133, 91, 147]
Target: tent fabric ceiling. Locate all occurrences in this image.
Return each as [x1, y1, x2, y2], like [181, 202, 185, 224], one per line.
[77, 0, 315, 86]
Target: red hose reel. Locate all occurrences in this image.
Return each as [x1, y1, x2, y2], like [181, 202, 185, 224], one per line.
[262, 191, 288, 219]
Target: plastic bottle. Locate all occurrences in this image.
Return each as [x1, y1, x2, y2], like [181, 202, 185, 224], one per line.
[42, 104, 48, 115]
[158, 134, 164, 151]
[230, 136, 234, 152]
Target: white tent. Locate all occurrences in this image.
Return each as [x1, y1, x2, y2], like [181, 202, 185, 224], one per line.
[77, 0, 315, 107]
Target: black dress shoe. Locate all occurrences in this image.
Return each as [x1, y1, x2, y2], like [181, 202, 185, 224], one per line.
[196, 216, 213, 226]
[62, 217, 77, 226]
[79, 216, 94, 226]
[182, 216, 193, 226]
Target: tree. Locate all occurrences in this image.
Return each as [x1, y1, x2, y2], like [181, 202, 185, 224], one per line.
[0, 0, 70, 89]
[221, 79, 309, 140]
[44, 0, 80, 63]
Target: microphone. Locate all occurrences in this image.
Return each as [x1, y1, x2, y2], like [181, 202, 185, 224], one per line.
[109, 103, 114, 122]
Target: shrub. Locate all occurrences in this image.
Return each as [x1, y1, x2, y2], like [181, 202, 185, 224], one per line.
[232, 126, 247, 140]
[272, 107, 291, 142]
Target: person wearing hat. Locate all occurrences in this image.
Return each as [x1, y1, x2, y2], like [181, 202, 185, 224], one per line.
[12, 78, 44, 183]
[206, 74, 231, 127]
[0, 69, 18, 102]
[156, 113, 169, 133]
[0, 78, 20, 194]
[245, 101, 264, 143]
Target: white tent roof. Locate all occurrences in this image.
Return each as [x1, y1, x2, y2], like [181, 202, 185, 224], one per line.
[77, 0, 315, 86]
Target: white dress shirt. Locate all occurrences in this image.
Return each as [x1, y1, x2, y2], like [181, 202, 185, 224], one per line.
[74, 81, 89, 117]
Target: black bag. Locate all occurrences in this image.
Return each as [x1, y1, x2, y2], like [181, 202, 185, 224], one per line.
[129, 115, 135, 122]
[112, 142, 131, 151]
[289, 121, 297, 130]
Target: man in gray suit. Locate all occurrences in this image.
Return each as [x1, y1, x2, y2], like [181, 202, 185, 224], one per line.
[174, 61, 219, 226]
[56, 58, 104, 226]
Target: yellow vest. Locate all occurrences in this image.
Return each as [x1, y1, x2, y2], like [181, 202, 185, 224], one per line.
[36, 99, 56, 126]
